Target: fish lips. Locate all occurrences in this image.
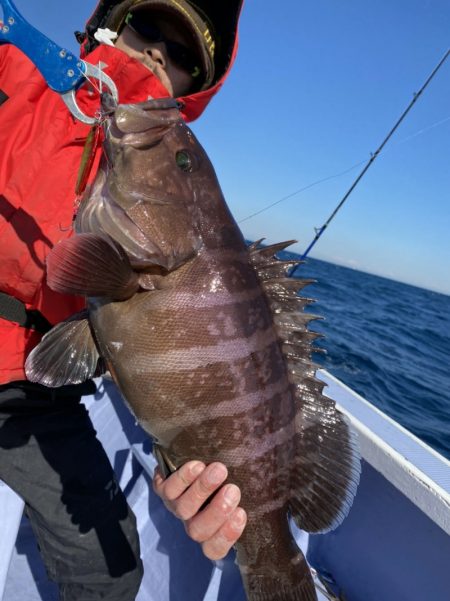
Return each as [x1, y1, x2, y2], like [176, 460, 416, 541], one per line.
[113, 100, 182, 138]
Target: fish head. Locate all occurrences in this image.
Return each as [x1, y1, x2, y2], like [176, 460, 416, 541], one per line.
[78, 97, 242, 271]
[99, 97, 211, 271]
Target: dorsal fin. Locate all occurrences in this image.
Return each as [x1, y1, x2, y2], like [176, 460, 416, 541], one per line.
[250, 239, 298, 258]
[248, 240, 361, 534]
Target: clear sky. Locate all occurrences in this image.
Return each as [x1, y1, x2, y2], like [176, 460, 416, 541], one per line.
[8, 0, 450, 295]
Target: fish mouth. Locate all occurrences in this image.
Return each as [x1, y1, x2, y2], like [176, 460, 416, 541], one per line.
[113, 99, 182, 135]
[104, 99, 183, 152]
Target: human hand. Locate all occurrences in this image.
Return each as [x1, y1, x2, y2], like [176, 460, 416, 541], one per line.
[153, 461, 247, 560]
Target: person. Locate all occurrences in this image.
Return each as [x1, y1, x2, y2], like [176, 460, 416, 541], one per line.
[0, 1, 245, 599]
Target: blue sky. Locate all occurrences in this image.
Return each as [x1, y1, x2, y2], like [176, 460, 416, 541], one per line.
[8, 0, 450, 294]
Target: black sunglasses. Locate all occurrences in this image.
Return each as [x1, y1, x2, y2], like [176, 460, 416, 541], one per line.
[125, 13, 202, 79]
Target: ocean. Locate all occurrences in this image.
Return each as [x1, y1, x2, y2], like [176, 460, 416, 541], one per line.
[280, 251, 450, 460]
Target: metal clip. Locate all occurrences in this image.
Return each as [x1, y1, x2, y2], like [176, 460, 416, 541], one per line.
[0, 0, 118, 124]
[61, 62, 118, 125]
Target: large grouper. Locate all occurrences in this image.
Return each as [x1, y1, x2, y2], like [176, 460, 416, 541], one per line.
[26, 97, 360, 601]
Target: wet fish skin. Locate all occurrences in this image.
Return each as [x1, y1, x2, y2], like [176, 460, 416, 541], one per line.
[88, 249, 319, 600]
[26, 98, 360, 601]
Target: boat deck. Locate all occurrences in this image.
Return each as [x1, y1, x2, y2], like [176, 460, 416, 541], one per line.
[1, 373, 449, 600]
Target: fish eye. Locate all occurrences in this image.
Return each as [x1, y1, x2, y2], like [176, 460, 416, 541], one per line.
[176, 150, 196, 172]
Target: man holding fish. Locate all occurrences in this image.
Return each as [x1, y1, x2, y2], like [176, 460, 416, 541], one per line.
[0, 1, 246, 599]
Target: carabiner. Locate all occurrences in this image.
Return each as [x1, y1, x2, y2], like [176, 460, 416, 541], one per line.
[0, 0, 118, 124]
[61, 62, 119, 125]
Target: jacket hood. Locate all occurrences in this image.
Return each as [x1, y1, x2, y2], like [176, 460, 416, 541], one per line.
[77, 0, 244, 121]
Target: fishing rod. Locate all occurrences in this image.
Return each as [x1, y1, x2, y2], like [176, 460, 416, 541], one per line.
[297, 47, 450, 264]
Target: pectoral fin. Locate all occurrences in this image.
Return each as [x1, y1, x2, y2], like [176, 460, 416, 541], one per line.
[47, 233, 140, 300]
[25, 311, 102, 387]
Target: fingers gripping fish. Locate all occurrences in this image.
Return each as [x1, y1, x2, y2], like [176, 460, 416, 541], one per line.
[26, 98, 360, 601]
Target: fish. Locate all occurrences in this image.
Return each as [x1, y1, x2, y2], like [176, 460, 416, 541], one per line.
[25, 97, 360, 601]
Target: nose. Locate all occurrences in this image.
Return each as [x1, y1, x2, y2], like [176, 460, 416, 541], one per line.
[144, 43, 167, 68]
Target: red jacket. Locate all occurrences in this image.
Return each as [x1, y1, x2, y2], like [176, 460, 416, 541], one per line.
[0, 35, 238, 384]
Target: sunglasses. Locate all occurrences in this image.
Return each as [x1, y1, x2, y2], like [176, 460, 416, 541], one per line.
[125, 13, 202, 79]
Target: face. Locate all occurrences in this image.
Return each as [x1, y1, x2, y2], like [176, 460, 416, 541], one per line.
[115, 13, 197, 97]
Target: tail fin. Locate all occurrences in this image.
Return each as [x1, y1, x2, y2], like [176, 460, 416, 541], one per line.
[245, 574, 317, 601]
[236, 519, 318, 601]
[241, 551, 317, 601]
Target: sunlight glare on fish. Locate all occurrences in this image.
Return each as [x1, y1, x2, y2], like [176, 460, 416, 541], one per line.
[209, 274, 222, 293]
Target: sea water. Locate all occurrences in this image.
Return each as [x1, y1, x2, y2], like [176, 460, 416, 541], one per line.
[283, 253, 450, 460]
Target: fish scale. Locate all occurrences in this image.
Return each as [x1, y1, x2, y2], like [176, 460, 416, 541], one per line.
[26, 97, 361, 601]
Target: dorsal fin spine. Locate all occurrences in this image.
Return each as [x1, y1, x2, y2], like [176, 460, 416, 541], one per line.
[248, 239, 361, 534]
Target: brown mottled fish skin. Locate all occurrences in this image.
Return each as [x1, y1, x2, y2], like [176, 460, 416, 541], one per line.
[35, 99, 360, 601]
[91, 245, 313, 598]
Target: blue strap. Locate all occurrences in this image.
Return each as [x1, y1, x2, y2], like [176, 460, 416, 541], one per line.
[0, 0, 87, 93]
